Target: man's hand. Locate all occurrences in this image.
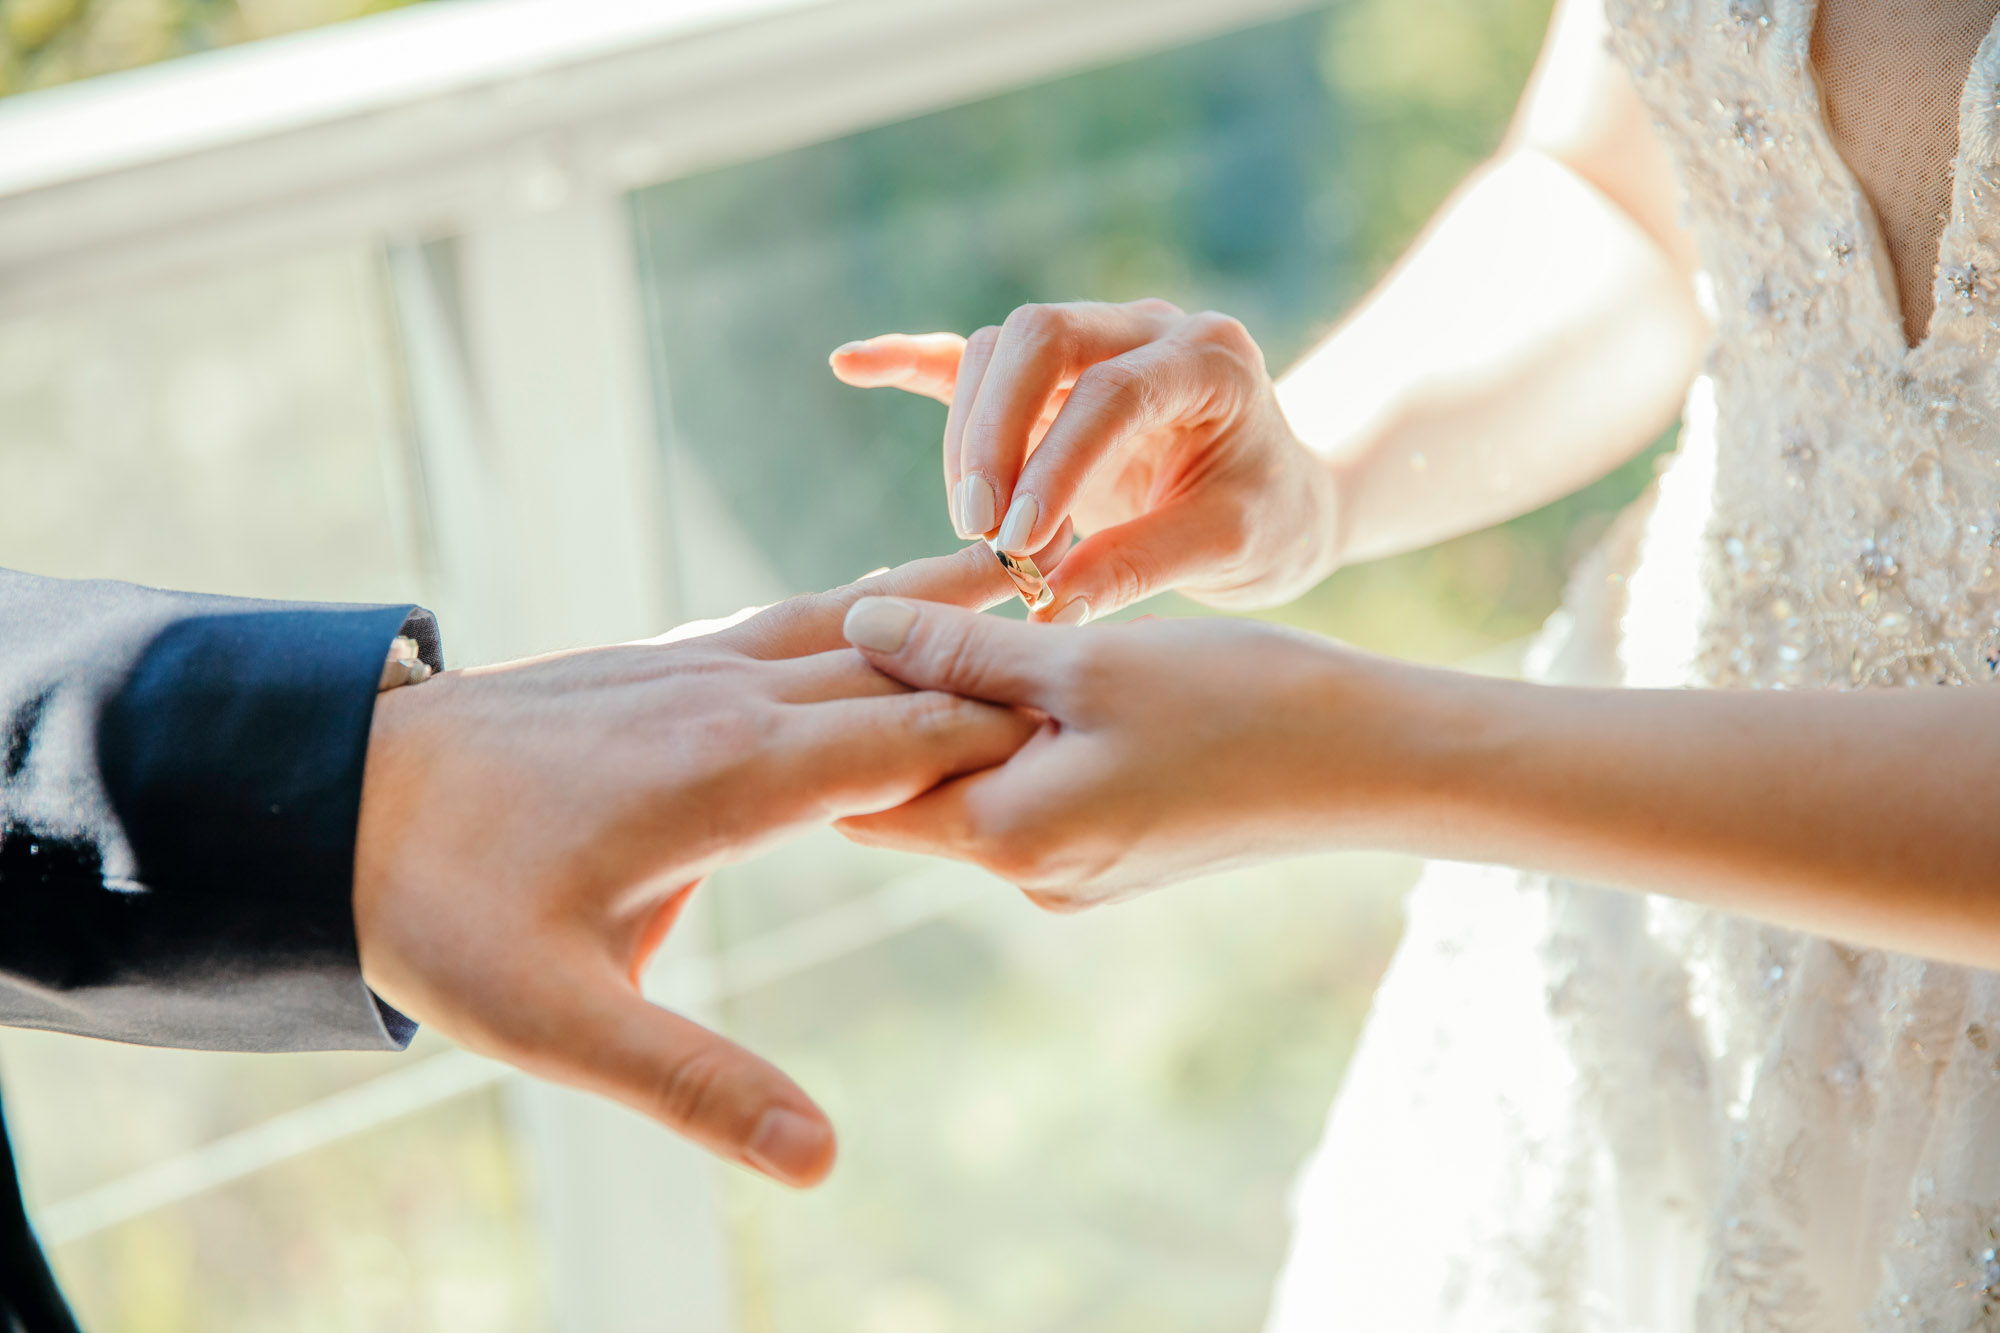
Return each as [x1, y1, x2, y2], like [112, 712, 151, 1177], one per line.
[350, 545, 1049, 1188]
[830, 300, 1339, 624]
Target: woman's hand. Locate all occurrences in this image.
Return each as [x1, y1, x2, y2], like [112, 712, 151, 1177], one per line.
[832, 597, 2000, 974]
[831, 300, 1340, 624]
[831, 596, 1437, 907]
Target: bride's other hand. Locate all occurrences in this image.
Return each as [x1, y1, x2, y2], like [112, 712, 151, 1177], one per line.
[832, 596, 1419, 908]
[828, 1, 1710, 627]
[830, 301, 1340, 625]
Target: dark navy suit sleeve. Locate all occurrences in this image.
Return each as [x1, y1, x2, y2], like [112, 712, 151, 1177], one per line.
[0, 568, 440, 1053]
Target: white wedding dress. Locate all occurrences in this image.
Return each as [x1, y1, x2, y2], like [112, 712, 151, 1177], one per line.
[1266, 2, 2000, 1329]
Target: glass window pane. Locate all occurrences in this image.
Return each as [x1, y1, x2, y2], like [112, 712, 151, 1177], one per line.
[632, 15, 1349, 604]
[629, 13, 1454, 1331]
[0, 248, 426, 604]
[708, 841, 1409, 1333]
[631, 1, 1646, 1325]
[0, 247, 546, 1332]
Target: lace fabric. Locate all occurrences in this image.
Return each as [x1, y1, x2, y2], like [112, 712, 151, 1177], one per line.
[1266, 2, 2000, 1329]
[1812, 0, 2000, 343]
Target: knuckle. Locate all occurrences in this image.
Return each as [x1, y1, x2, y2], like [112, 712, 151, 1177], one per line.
[1054, 637, 1125, 710]
[1187, 309, 1252, 348]
[843, 566, 904, 601]
[1071, 360, 1146, 416]
[985, 852, 1044, 891]
[1002, 302, 1067, 349]
[1193, 341, 1251, 388]
[681, 705, 778, 783]
[927, 627, 994, 701]
[989, 837, 1087, 902]
[978, 831, 1051, 889]
[1094, 545, 1156, 611]
[650, 1046, 738, 1134]
[964, 408, 1009, 452]
[959, 792, 1114, 904]
[1186, 312, 1263, 371]
[801, 587, 849, 621]
[1129, 296, 1184, 319]
[897, 688, 965, 737]
[961, 793, 1042, 880]
[966, 325, 1002, 357]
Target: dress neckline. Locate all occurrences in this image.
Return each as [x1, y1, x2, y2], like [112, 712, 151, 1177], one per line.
[1785, 0, 2000, 359]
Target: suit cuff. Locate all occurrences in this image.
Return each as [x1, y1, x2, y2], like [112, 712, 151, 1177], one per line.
[72, 605, 443, 1052]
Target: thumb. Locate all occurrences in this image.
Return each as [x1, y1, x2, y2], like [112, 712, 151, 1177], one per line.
[1034, 498, 1237, 625]
[516, 956, 837, 1187]
[843, 598, 1066, 708]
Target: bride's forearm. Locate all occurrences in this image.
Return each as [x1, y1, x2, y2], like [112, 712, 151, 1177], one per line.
[837, 600, 2000, 943]
[1379, 669, 2000, 966]
[1278, 149, 1709, 567]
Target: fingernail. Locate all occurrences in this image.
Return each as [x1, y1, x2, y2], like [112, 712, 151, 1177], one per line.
[844, 597, 918, 653]
[1050, 598, 1091, 626]
[832, 340, 867, 357]
[746, 1107, 832, 1184]
[995, 494, 1039, 553]
[956, 474, 998, 537]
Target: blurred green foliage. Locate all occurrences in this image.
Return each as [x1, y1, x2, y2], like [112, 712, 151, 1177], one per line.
[3, 1, 1680, 1331]
[1326, 0, 1554, 271]
[711, 840, 1417, 1333]
[626, 3, 1674, 1332]
[635, 0, 1655, 668]
[0, 0, 422, 94]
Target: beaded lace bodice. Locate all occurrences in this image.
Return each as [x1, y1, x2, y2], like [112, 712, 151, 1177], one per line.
[1609, 0, 2000, 698]
[1263, 4, 2000, 1331]
[1811, 0, 2000, 343]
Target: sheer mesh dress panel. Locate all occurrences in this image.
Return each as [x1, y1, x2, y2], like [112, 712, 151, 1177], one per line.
[1810, 0, 2000, 343]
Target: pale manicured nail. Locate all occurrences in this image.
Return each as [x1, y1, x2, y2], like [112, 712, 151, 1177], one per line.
[746, 1107, 832, 1184]
[832, 340, 867, 356]
[1051, 598, 1091, 626]
[844, 597, 918, 653]
[995, 494, 1039, 553]
[950, 476, 974, 536]
[956, 474, 998, 537]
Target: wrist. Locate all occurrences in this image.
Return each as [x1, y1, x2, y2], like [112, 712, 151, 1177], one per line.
[1288, 644, 1525, 854]
[1381, 666, 1540, 861]
[1273, 349, 1393, 579]
[1224, 427, 1346, 609]
[1303, 444, 1348, 585]
[1261, 399, 1349, 601]
[352, 677, 435, 1007]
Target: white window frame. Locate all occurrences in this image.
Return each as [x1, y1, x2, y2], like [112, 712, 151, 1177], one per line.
[0, 0, 1319, 1326]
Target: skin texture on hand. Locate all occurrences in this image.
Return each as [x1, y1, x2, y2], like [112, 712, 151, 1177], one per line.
[828, 0, 1710, 626]
[830, 300, 1340, 626]
[835, 597, 1424, 908]
[839, 596, 2000, 972]
[350, 544, 1060, 1188]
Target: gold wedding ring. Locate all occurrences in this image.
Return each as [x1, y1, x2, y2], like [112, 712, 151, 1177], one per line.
[989, 538, 1054, 612]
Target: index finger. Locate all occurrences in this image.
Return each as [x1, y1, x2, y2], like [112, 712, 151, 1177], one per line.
[726, 545, 1003, 660]
[829, 332, 966, 404]
[963, 301, 1181, 551]
[1002, 336, 1221, 556]
[725, 530, 1032, 660]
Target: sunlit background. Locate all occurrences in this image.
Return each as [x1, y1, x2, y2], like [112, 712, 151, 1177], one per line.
[0, 0, 1665, 1328]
